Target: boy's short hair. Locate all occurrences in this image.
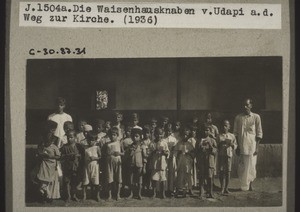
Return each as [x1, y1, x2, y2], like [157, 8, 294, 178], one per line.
[181, 125, 191, 135]
[63, 121, 74, 131]
[56, 97, 66, 105]
[205, 112, 212, 119]
[78, 120, 87, 126]
[125, 125, 133, 131]
[95, 119, 105, 126]
[190, 125, 198, 132]
[161, 116, 169, 121]
[66, 129, 76, 137]
[223, 119, 230, 125]
[45, 120, 58, 132]
[114, 111, 123, 118]
[151, 118, 158, 123]
[86, 130, 98, 141]
[154, 127, 164, 136]
[131, 113, 139, 120]
[143, 125, 151, 133]
[108, 127, 119, 137]
[243, 98, 253, 105]
[131, 128, 143, 139]
[165, 123, 173, 132]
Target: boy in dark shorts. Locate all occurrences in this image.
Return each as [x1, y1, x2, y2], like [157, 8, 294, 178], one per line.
[217, 120, 237, 195]
[128, 128, 147, 200]
[196, 126, 217, 199]
[60, 129, 81, 202]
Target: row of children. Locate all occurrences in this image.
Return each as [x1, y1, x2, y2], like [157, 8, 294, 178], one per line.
[33, 110, 237, 203]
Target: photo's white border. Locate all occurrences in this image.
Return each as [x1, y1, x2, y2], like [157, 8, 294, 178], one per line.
[6, 0, 293, 211]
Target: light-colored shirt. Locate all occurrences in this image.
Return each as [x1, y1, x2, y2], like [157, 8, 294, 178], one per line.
[96, 132, 106, 144]
[48, 112, 72, 140]
[188, 137, 197, 148]
[217, 132, 237, 157]
[133, 125, 143, 130]
[233, 112, 263, 155]
[76, 132, 88, 146]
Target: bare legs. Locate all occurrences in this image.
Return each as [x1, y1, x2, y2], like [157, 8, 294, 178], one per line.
[151, 181, 166, 199]
[107, 182, 121, 201]
[220, 171, 231, 194]
[82, 185, 100, 201]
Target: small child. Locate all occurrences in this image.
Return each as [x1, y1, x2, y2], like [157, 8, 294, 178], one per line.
[60, 130, 81, 202]
[141, 125, 153, 191]
[202, 112, 219, 187]
[175, 126, 195, 197]
[188, 126, 198, 188]
[97, 121, 112, 196]
[77, 124, 93, 146]
[113, 112, 125, 140]
[165, 124, 178, 196]
[173, 121, 182, 141]
[149, 127, 169, 199]
[82, 131, 101, 202]
[127, 128, 147, 199]
[94, 119, 106, 144]
[150, 118, 158, 141]
[217, 120, 237, 195]
[202, 113, 219, 139]
[106, 127, 124, 200]
[160, 116, 169, 129]
[76, 119, 87, 142]
[120, 125, 133, 188]
[191, 115, 200, 137]
[36, 131, 61, 202]
[60, 121, 75, 148]
[131, 113, 143, 130]
[196, 126, 218, 199]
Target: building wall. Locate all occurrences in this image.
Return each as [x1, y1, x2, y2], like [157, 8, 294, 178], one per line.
[26, 57, 282, 144]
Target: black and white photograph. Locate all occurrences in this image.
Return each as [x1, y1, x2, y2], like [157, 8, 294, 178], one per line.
[25, 57, 283, 207]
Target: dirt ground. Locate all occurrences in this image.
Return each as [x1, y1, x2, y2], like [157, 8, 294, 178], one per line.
[26, 177, 282, 207]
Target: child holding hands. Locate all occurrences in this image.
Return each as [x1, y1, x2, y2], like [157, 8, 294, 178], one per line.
[60, 129, 81, 202]
[127, 128, 147, 199]
[175, 126, 195, 197]
[217, 120, 237, 195]
[82, 131, 101, 201]
[149, 127, 169, 199]
[106, 127, 124, 201]
[196, 126, 218, 199]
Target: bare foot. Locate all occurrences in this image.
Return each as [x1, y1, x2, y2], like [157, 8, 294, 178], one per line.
[72, 195, 79, 202]
[116, 195, 121, 201]
[207, 193, 214, 199]
[127, 192, 133, 199]
[151, 192, 157, 198]
[188, 190, 194, 196]
[198, 195, 205, 201]
[224, 189, 231, 194]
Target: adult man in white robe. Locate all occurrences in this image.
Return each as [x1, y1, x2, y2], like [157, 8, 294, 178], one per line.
[233, 98, 263, 191]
